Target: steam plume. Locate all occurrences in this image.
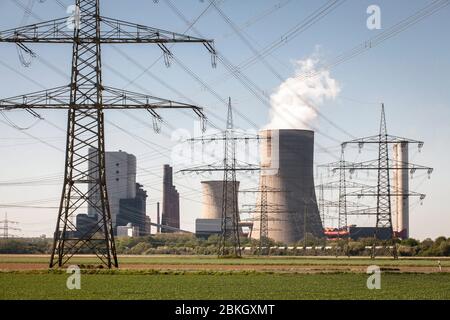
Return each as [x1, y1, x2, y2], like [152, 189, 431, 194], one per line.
[267, 57, 340, 129]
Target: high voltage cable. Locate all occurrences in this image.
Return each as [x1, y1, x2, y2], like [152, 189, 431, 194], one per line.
[163, 0, 343, 159]
[11, 0, 224, 132]
[217, 0, 346, 78]
[209, 0, 355, 140]
[296, 0, 450, 81]
[221, 0, 294, 40]
[122, 0, 221, 90]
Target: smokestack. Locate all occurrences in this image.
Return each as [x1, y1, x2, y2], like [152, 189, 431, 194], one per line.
[157, 202, 160, 234]
[393, 142, 409, 239]
[162, 164, 180, 232]
[254, 129, 324, 244]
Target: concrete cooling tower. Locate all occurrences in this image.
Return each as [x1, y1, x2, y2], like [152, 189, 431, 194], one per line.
[253, 129, 324, 244]
[201, 181, 240, 219]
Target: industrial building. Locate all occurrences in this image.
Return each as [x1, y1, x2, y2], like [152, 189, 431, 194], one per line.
[85, 149, 149, 236]
[161, 165, 180, 232]
[87, 149, 137, 229]
[253, 129, 324, 244]
[195, 180, 240, 237]
[349, 226, 392, 240]
[195, 219, 222, 238]
[324, 226, 392, 241]
[75, 213, 98, 238]
[117, 183, 149, 236]
[117, 223, 140, 238]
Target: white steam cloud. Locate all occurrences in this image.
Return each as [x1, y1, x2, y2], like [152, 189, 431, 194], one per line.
[266, 57, 340, 130]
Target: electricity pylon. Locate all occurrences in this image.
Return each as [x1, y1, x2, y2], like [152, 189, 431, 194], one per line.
[219, 98, 241, 257]
[0, 0, 216, 268]
[341, 105, 432, 241]
[240, 185, 289, 255]
[0, 213, 21, 239]
[179, 99, 261, 257]
[319, 105, 432, 258]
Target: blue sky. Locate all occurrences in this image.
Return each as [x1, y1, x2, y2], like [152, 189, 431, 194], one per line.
[0, 0, 448, 239]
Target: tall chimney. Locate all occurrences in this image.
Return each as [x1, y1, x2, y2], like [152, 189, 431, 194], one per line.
[161, 164, 180, 232]
[393, 141, 409, 239]
[157, 202, 160, 234]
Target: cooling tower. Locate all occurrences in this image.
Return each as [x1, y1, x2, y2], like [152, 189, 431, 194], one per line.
[201, 181, 240, 219]
[254, 129, 324, 244]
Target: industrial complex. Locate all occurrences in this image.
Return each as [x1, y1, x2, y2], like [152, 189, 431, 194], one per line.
[92, 108, 431, 259]
[0, 0, 439, 270]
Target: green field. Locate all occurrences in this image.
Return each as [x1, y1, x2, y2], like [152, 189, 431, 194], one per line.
[1, 255, 449, 267]
[1, 255, 449, 299]
[1, 272, 449, 300]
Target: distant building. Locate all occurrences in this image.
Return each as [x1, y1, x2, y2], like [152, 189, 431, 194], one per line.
[349, 226, 392, 240]
[324, 226, 392, 241]
[75, 213, 98, 238]
[117, 223, 139, 238]
[144, 216, 151, 236]
[195, 218, 222, 238]
[161, 165, 180, 232]
[117, 183, 148, 236]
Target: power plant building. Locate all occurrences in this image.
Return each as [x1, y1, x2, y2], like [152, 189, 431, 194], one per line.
[86, 149, 149, 235]
[88, 149, 136, 229]
[253, 129, 324, 244]
[117, 183, 148, 236]
[75, 213, 98, 238]
[161, 165, 180, 232]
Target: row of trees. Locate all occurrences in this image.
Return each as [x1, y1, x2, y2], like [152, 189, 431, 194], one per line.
[1, 235, 449, 256]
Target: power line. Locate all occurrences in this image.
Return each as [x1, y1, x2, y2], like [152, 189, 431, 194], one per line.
[209, 0, 355, 139]
[163, 0, 343, 161]
[296, 0, 450, 82]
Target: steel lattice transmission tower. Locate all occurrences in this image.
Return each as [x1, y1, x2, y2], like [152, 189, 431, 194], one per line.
[179, 99, 261, 257]
[258, 175, 269, 254]
[375, 105, 392, 237]
[340, 104, 432, 241]
[239, 185, 288, 256]
[218, 99, 241, 257]
[337, 149, 347, 237]
[0, 213, 21, 239]
[0, 0, 216, 268]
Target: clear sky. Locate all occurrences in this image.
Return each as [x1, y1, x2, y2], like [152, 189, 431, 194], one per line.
[0, 0, 448, 240]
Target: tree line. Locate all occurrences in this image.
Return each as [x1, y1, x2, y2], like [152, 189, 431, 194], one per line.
[0, 234, 449, 256]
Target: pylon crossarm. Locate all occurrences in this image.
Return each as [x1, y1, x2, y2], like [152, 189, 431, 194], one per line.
[345, 187, 426, 199]
[317, 160, 359, 169]
[344, 159, 433, 172]
[99, 17, 215, 49]
[179, 167, 260, 173]
[342, 134, 424, 147]
[346, 207, 379, 216]
[0, 18, 71, 43]
[187, 131, 262, 142]
[322, 199, 368, 208]
[0, 85, 204, 114]
[102, 87, 204, 112]
[0, 16, 216, 50]
[319, 158, 433, 173]
[0, 86, 71, 110]
[316, 180, 372, 189]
